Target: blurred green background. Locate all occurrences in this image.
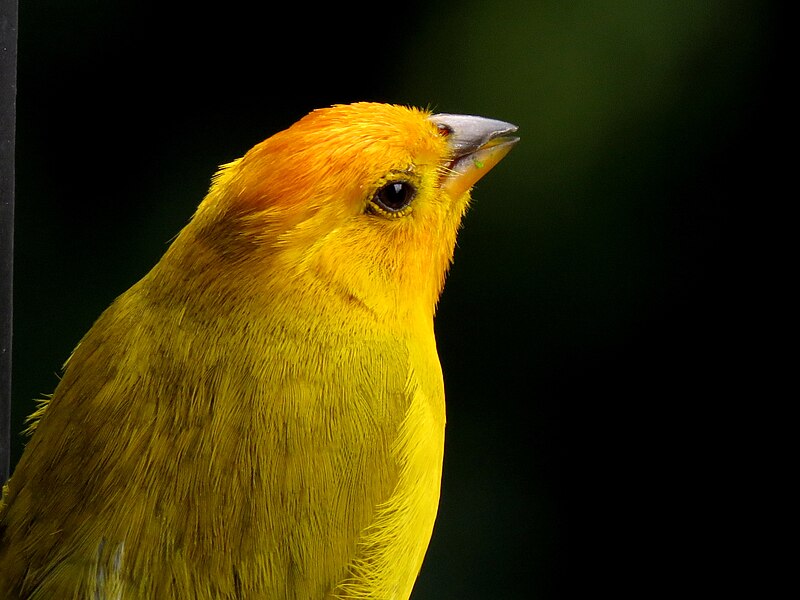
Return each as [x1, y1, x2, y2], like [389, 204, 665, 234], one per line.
[9, 1, 780, 597]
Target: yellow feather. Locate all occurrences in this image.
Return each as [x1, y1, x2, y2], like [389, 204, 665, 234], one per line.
[0, 102, 517, 599]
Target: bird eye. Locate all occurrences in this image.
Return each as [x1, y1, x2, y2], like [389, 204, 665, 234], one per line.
[369, 181, 416, 216]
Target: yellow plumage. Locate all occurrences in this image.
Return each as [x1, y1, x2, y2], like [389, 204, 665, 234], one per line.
[0, 102, 517, 599]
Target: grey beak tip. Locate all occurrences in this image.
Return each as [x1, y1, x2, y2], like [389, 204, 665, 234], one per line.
[429, 113, 519, 157]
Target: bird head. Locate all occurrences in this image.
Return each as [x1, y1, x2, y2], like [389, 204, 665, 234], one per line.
[178, 102, 518, 326]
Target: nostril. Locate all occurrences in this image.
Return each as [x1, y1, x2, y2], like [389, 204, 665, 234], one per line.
[436, 124, 453, 137]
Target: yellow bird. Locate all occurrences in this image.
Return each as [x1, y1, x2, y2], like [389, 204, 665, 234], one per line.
[0, 102, 518, 599]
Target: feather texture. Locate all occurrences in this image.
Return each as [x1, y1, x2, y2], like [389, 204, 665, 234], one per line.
[0, 102, 516, 599]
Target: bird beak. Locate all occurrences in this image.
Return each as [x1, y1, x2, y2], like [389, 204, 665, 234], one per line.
[430, 113, 519, 199]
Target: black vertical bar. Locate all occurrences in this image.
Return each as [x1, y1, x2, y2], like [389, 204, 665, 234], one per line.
[1, 0, 18, 485]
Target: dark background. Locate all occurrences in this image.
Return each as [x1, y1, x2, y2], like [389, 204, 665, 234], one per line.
[9, 1, 783, 598]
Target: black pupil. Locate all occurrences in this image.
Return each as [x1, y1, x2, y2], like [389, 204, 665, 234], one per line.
[376, 181, 412, 212]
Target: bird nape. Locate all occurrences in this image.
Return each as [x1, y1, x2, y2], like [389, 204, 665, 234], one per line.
[0, 102, 518, 599]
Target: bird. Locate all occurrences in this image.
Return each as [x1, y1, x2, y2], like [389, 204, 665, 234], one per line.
[0, 102, 518, 599]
